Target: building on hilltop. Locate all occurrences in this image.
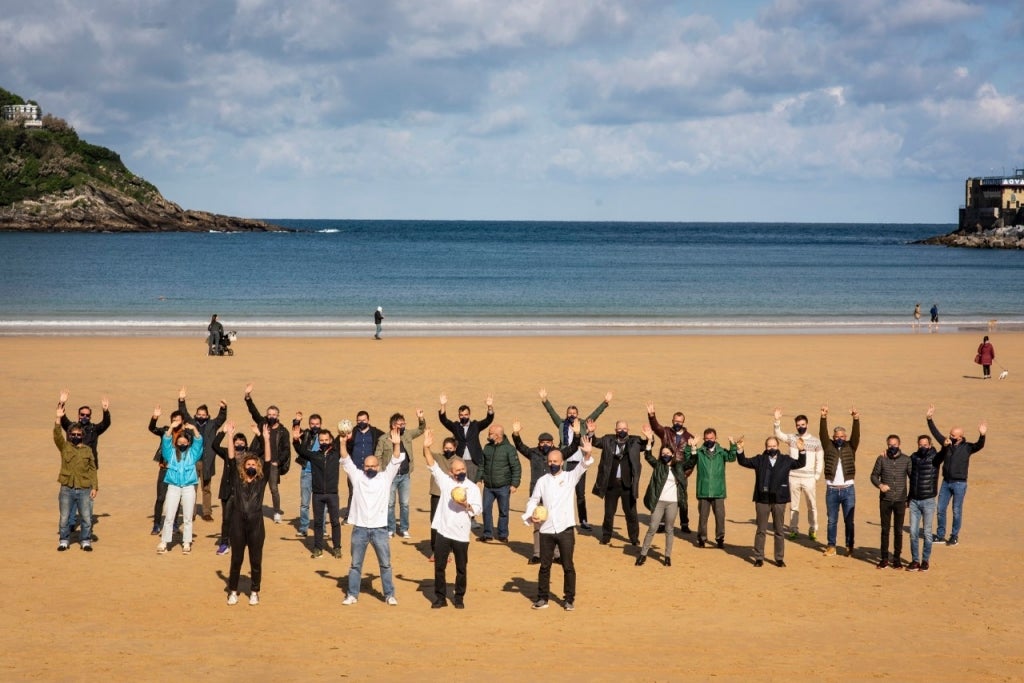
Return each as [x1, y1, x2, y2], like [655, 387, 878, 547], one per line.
[959, 168, 1024, 231]
[1, 103, 42, 128]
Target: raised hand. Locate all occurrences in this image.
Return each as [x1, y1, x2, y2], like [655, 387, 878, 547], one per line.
[485, 394, 494, 408]
[292, 425, 301, 439]
[101, 396, 110, 411]
[390, 428, 402, 445]
[538, 388, 547, 401]
[295, 411, 303, 422]
[178, 385, 187, 400]
[796, 437, 805, 450]
[850, 407, 860, 419]
[511, 419, 521, 434]
[641, 424, 654, 441]
[978, 420, 987, 435]
[604, 391, 613, 404]
[224, 421, 235, 434]
[687, 436, 698, 448]
[580, 434, 593, 456]
[245, 382, 254, 396]
[773, 407, 782, 421]
[423, 429, 434, 448]
[59, 388, 69, 404]
[926, 404, 935, 419]
[439, 393, 448, 407]
[261, 423, 270, 439]
[251, 422, 260, 436]
[820, 405, 829, 417]
[219, 400, 227, 408]
[152, 405, 161, 419]
[416, 408, 424, 420]
[646, 401, 655, 415]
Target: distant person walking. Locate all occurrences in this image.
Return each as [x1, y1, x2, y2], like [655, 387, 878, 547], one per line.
[975, 336, 995, 379]
[929, 303, 939, 330]
[374, 306, 384, 340]
[913, 303, 921, 328]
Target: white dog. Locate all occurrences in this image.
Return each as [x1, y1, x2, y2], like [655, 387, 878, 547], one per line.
[999, 370, 1009, 380]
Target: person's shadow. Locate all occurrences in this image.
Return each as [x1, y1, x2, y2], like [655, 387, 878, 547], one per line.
[314, 569, 385, 601]
[393, 573, 435, 605]
[215, 569, 252, 595]
[501, 575, 538, 604]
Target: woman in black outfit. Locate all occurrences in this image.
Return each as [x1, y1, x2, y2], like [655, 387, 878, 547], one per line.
[226, 422, 272, 606]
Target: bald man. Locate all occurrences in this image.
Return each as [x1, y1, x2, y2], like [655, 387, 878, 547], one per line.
[926, 405, 987, 547]
[590, 419, 647, 546]
[476, 424, 521, 543]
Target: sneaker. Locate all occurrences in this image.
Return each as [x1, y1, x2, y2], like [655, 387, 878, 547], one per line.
[787, 531, 799, 540]
[808, 531, 817, 542]
[388, 531, 395, 538]
[564, 602, 575, 611]
[531, 599, 549, 610]
[157, 542, 168, 554]
[81, 543, 93, 552]
[905, 561, 921, 572]
[57, 542, 69, 552]
[823, 546, 836, 557]
[776, 560, 786, 568]
[946, 536, 958, 546]
[227, 591, 238, 605]
[635, 555, 647, 566]
[579, 521, 592, 531]
[453, 599, 465, 609]
[664, 557, 672, 567]
[182, 544, 191, 555]
[528, 556, 540, 565]
[920, 561, 930, 572]
[716, 539, 724, 549]
[150, 524, 161, 535]
[386, 596, 398, 606]
[249, 592, 259, 606]
[296, 530, 308, 538]
[273, 513, 282, 524]
[932, 535, 946, 544]
[216, 544, 229, 555]
[753, 559, 764, 567]
[331, 548, 342, 559]
[311, 548, 323, 559]
[891, 558, 903, 570]
[876, 559, 889, 569]
[342, 595, 358, 606]
[402, 531, 411, 539]
[431, 598, 447, 609]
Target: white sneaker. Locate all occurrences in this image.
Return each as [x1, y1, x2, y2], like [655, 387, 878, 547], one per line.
[273, 513, 282, 524]
[386, 595, 398, 606]
[156, 542, 168, 554]
[227, 591, 238, 605]
[249, 592, 259, 606]
[401, 531, 411, 539]
[388, 531, 394, 538]
[342, 595, 358, 606]
[182, 544, 191, 554]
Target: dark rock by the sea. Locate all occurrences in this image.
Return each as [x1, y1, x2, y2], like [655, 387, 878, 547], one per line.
[915, 225, 1024, 249]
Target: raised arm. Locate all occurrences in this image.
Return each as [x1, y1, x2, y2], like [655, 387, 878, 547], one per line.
[925, 404, 944, 442]
[849, 409, 860, 452]
[587, 392, 611, 422]
[422, 429, 437, 468]
[244, 384, 263, 424]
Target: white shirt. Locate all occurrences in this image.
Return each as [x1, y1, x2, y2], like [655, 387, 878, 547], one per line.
[428, 462, 483, 542]
[773, 421, 824, 481]
[828, 458, 852, 487]
[342, 452, 404, 528]
[522, 456, 593, 534]
[658, 466, 678, 504]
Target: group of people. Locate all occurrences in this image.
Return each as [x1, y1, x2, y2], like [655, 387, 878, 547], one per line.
[53, 386, 988, 610]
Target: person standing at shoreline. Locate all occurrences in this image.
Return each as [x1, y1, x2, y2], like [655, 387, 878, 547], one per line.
[926, 405, 987, 546]
[820, 405, 860, 557]
[975, 336, 995, 379]
[773, 408, 824, 541]
[540, 389, 610, 531]
[913, 303, 921, 329]
[207, 314, 224, 355]
[374, 306, 383, 340]
[929, 303, 939, 331]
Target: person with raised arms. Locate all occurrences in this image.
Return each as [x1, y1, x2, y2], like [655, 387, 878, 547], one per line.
[225, 422, 273, 606]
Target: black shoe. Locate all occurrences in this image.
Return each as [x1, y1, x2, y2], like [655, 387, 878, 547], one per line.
[599, 538, 610, 546]
[150, 524, 161, 535]
[497, 537, 509, 543]
[876, 559, 889, 569]
[697, 539, 706, 548]
[528, 555, 541, 565]
[629, 539, 639, 546]
[81, 545, 93, 552]
[753, 559, 764, 567]
[681, 525, 692, 534]
[664, 557, 671, 567]
[946, 536, 958, 546]
[891, 558, 903, 570]
[932, 536, 946, 544]
[716, 539, 724, 549]
[579, 521, 592, 531]
[477, 536, 492, 543]
[431, 599, 447, 609]
[635, 555, 646, 566]
[453, 599, 465, 609]
[57, 544, 69, 552]
[776, 560, 786, 568]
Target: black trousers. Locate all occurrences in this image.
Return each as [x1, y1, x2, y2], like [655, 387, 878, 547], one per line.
[228, 514, 265, 592]
[538, 528, 576, 602]
[434, 534, 469, 601]
[602, 478, 639, 543]
[879, 499, 906, 560]
[575, 473, 589, 523]
[313, 492, 341, 551]
[218, 496, 233, 544]
[429, 495, 440, 552]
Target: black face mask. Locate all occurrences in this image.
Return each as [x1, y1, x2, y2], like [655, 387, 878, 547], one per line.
[616, 430, 628, 440]
[539, 445, 552, 455]
[704, 440, 716, 450]
[69, 435, 84, 445]
[660, 454, 673, 463]
[79, 416, 91, 425]
[195, 417, 208, 426]
[454, 472, 467, 482]
[887, 446, 900, 456]
[442, 449, 456, 457]
[548, 463, 561, 475]
[796, 426, 807, 435]
[833, 438, 846, 448]
[672, 424, 684, 433]
[365, 469, 378, 479]
[177, 443, 189, 453]
[357, 422, 369, 430]
[459, 417, 470, 425]
[245, 467, 258, 477]
[310, 426, 320, 434]
[266, 416, 279, 425]
[234, 442, 247, 451]
[917, 446, 930, 455]
[319, 442, 332, 450]
[766, 449, 780, 457]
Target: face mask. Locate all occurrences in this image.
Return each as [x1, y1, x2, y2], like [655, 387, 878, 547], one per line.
[539, 445, 552, 455]
[487, 437, 496, 444]
[234, 442, 247, 451]
[245, 467, 258, 477]
[357, 421, 368, 430]
[266, 416, 279, 425]
[79, 416, 91, 425]
[766, 449, 779, 457]
[948, 435, 959, 443]
[69, 435, 83, 445]
[310, 426, 320, 434]
[454, 472, 467, 482]
[672, 424, 684, 433]
[704, 440, 716, 450]
[660, 454, 673, 463]
[887, 446, 900, 456]
[459, 417, 470, 425]
[918, 446, 930, 455]
[399, 427, 406, 436]
[177, 443, 189, 452]
[616, 430, 628, 440]
[565, 416, 576, 424]
[833, 438, 845, 448]
[319, 442, 332, 450]
[364, 469, 378, 479]
[195, 417, 208, 426]
[796, 426, 807, 435]
[443, 450, 456, 457]
[548, 463, 561, 475]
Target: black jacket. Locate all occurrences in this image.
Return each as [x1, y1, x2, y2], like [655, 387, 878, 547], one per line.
[61, 410, 110, 468]
[438, 409, 494, 466]
[820, 416, 859, 481]
[212, 432, 237, 500]
[294, 436, 342, 494]
[512, 432, 580, 494]
[870, 452, 911, 502]
[927, 419, 985, 481]
[736, 449, 806, 504]
[179, 399, 226, 479]
[908, 446, 944, 500]
[590, 433, 646, 498]
[246, 396, 292, 474]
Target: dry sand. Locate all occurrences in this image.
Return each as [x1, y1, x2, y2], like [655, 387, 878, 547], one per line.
[1, 333, 1021, 681]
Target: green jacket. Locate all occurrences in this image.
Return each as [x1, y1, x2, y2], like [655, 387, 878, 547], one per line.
[685, 442, 737, 499]
[376, 416, 426, 473]
[477, 436, 522, 488]
[542, 399, 608, 447]
[642, 447, 688, 512]
[54, 424, 98, 490]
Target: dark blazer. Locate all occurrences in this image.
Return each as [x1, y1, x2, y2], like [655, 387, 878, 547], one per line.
[590, 434, 646, 498]
[179, 399, 227, 479]
[736, 448, 807, 504]
[246, 396, 292, 473]
[438, 408, 494, 466]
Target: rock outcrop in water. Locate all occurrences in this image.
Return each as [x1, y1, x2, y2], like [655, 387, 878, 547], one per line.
[915, 225, 1024, 249]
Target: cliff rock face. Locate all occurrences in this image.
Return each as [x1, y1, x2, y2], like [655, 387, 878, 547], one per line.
[916, 225, 1024, 249]
[0, 183, 285, 232]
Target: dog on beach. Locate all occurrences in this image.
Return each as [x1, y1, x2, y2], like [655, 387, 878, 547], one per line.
[999, 370, 1009, 380]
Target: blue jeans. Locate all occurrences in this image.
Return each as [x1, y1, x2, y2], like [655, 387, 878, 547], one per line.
[388, 473, 411, 534]
[347, 526, 394, 599]
[59, 486, 93, 544]
[936, 480, 968, 539]
[825, 485, 855, 548]
[482, 484, 511, 539]
[298, 469, 312, 533]
[909, 498, 936, 562]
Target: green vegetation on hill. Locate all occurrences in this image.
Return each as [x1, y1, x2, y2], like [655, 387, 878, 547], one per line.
[1, 86, 158, 206]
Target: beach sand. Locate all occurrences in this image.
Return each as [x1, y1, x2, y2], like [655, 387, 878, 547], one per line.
[1, 333, 1021, 681]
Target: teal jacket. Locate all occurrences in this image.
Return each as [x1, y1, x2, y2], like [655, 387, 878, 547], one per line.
[642, 448, 687, 512]
[685, 442, 738, 499]
[161, 433, 204, 487]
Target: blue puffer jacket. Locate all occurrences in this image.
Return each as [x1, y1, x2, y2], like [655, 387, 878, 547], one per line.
[161, 433, 204, 487]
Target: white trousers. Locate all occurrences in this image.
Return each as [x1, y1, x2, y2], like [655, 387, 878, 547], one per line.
[788, 477, 818, 533]
[161, 484, 196, 545]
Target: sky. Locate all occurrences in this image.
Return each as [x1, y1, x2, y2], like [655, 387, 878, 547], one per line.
[1, 0, 1021, 223]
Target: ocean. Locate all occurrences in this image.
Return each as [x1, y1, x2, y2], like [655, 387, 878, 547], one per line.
[2, 221, 1022, 336]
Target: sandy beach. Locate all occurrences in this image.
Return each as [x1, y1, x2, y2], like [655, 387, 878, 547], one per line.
[1, 332, 1021, 681]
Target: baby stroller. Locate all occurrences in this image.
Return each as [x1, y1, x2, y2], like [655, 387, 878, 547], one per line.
[208, 330, 236, 356]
